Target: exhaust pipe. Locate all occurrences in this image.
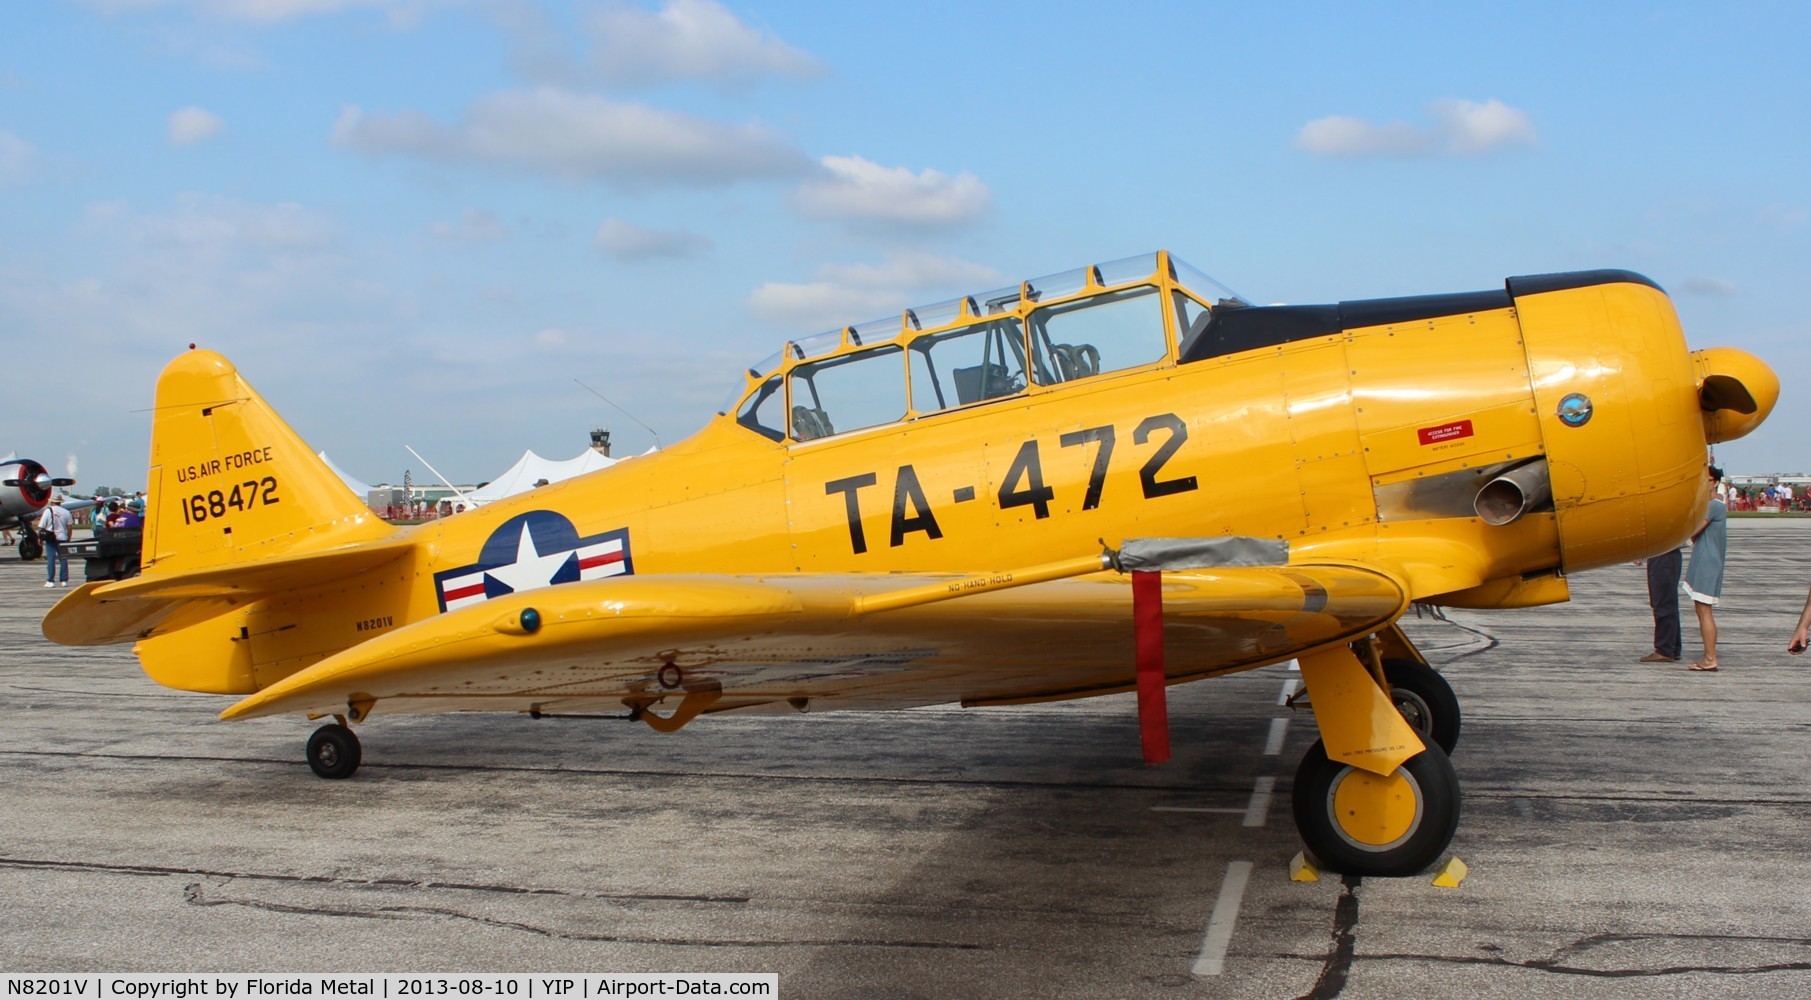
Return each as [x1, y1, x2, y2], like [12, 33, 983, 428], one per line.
[1475, 459, 1552, 526]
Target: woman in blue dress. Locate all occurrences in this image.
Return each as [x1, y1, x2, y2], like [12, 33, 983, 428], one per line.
[1682, 466, 1728, 671]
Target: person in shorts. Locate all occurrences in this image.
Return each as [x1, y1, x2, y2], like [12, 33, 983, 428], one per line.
[1682, 466, 1728, 672]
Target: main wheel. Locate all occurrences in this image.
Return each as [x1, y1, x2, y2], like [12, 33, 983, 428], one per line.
[1292, 738, 1460, 877]
[306, 724, 362, 779]
[19, 535, 41, 561]
[1383, 658, 1460, 755]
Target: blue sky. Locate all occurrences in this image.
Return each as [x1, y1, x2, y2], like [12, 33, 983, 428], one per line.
[2, 0, 1806, 488]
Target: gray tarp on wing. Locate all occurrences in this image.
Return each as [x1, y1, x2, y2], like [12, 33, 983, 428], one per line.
[1115, 536, 1289, 572]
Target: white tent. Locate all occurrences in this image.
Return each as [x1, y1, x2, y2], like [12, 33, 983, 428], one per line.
[464, 449, 620, 504]
[317, 452, 374, 499]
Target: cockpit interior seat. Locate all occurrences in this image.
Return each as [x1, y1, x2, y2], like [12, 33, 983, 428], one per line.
[791, 405, 834, 441]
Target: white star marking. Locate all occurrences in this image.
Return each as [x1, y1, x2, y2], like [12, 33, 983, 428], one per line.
[482, 523, 574, 596]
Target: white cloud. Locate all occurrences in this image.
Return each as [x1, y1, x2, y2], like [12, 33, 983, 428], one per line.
[430, 208, 510, 244]
[0, 195, 374, 449]
[0, 131, 35, 184]
[168, 106, 226, 145]
[1294, 98, 1537, 158]
[331, 87, 813, 188]
[793, 155, 990, 229]
[594, 217, 711, 260]
[84, 193, 335, 250]
[748, 251, 1000, 331]
[588, 0, 825, 90]
[1293, 116, 1430, 158]
[1429, 99, 1538, 154]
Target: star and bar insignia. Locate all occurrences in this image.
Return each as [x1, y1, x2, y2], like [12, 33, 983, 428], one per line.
[432, 510, 633, 613]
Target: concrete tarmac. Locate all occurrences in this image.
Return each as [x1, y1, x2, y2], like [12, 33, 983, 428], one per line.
[3, 520, 1810, 998]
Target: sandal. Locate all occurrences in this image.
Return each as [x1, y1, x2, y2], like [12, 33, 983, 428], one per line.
[1689, 661, 1720, 672]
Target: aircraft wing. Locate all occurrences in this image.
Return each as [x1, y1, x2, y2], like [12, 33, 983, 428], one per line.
[219, 559, 1407, 721]
[3, 498, 97, 532]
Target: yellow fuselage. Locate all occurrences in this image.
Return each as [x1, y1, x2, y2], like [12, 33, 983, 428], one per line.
[125, 263, 1745, 698]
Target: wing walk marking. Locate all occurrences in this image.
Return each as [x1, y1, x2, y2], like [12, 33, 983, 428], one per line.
[1192, 860, 1254, 977]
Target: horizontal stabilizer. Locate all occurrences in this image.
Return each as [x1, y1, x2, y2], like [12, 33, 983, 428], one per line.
[95, 536, 414, 601]
[42, 584, 242, 647]
[42, 537, 415, 646]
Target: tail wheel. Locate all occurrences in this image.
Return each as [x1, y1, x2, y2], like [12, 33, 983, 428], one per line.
[1382, 658, 1460, 755]
[1292, 738, 1460, 877]
[306, 724, 362, 779]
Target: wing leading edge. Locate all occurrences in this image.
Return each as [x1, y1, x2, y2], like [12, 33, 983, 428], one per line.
[218, 556, 1408, 722]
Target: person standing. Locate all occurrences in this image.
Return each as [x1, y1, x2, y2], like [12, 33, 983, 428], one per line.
[1682, 466, 1728, 672]
[36, 496, 74, 588]
[1640, 547, 1684, 662]
[1789, 586, 1811, 656]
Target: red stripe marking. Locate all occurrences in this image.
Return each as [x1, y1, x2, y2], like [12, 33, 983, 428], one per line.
[1133, 569, 1171, 765]
[578, 550, 624, 571]
[443, 582, 485, 602]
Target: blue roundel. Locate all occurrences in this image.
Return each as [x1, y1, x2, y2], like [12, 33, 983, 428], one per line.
[1557, 393, 1593, 428]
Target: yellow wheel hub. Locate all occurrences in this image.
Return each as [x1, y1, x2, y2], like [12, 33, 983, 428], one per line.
[1332, 768, 1421, 848]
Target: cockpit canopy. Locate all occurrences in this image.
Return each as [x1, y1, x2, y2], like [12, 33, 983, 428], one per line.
[726, 251, 1247, 443]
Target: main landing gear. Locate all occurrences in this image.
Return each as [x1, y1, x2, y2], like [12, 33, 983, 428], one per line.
[1292, 737, 1461, 877]
[1289, 644, 1463, 876]
[1383, 657, 1460, 755]
[306, 723, 362, 779]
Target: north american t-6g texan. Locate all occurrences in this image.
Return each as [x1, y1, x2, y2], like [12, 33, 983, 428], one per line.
[44, 251, 1777, 876]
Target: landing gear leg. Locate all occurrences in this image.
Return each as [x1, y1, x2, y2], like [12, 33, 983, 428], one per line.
[306, 723, 362, 779]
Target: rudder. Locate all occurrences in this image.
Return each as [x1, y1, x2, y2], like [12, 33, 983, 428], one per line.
[144, 349, 395, 573]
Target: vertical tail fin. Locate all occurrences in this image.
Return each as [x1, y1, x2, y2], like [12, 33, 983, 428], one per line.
[143, 349, 395, 573]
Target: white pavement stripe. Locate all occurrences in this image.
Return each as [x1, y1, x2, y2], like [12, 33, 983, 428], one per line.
[1286, 658, 1299, 671]
[1192, 860, 1254, 976]
[1278, 677, 1297, 705]
[1264, 717, 1288, 755]
[1243, 776, 1275, 828]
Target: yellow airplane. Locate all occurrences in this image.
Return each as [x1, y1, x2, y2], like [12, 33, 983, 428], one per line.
[43, 251, 1776, 877]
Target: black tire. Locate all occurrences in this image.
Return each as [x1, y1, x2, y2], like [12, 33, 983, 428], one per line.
[306, 724, 362, 779]
[1383, 658, 1460, 755]
[1292, 738, 1460, 877]
[19, 535, 41, 561]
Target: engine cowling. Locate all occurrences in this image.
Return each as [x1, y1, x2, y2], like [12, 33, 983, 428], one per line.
[0, 459, 74, 521]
